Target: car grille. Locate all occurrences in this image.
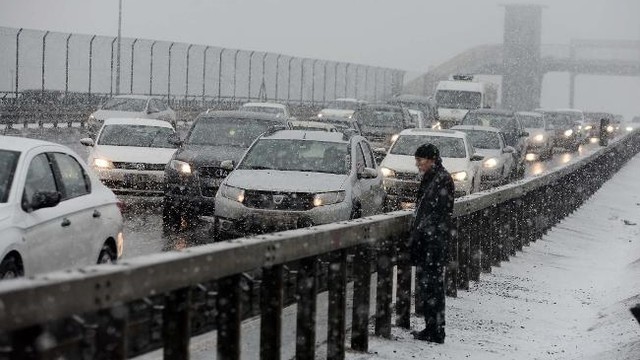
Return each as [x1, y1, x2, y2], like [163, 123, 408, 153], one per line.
[198, 166, 230, 178]
[112, 162, 166, 171]
[395, 171, 420, 181]
[367, 134, 388, 143]
[198, 166, 231, 198]
[243, 190, 314, 211]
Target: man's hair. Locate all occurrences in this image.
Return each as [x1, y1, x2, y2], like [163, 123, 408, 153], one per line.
[415, 143, 439, 160]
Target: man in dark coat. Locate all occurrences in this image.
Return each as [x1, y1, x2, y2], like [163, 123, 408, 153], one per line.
[409, 143, 455, 343]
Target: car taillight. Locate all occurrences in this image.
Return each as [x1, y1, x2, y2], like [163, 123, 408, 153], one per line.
[117, 200, 126, 213]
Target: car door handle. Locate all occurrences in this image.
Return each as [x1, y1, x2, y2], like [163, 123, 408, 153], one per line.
[61, 218, 71, 227]
[93, 210, 101, 218]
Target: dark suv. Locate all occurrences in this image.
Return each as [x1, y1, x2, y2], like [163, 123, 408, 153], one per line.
[461, 109, 528, 178]
[163, 111, 289, 230]
[352, 104, 413, 150]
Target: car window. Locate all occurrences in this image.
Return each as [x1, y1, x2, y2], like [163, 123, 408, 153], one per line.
[459, 130, 502, 150]
[51, 153, 90, 200]
[22, 153, 58, 209]
[186, 117, 280, 147]
[355, 144, 366, 173]
[360, 141, 376, 168]
[0, 150, 20, 203]
[98, 125, 176, 148]
[154, 99, 167, 111]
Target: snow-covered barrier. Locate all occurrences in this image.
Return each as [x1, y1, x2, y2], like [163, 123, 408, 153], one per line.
[0, 130, 638, 358]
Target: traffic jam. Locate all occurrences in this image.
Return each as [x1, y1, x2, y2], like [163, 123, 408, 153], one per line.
[0, 75, 634, 279]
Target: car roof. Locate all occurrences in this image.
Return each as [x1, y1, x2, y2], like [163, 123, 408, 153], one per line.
[198, 110, 286, 121]
[102, 118, 174, 128]
[242, 102, 287, 109]
[261, 130, 349, 143]
[363, 104, 403, 111]
[452, 125, 502, 133]
[398, 128, 466, 139]
[1, 135, 69, 152]
[516, 111, 542, 118]
[313, 115, 355, 123]
[289, 120, 336, 129]
[468, 108, 514, 116]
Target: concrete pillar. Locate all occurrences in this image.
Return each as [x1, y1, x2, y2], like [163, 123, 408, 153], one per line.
[501, 4, 543, 111]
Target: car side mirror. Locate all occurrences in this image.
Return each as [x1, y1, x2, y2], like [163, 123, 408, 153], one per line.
[470, 154, 484, 161]
[503, 146, 515, 154]
[358, 167, 378, 179]
[220, 160, 235, 171]
[80, 138, 95, 147]
[167, 133, 183, 147]
[29, 191, 61, 212]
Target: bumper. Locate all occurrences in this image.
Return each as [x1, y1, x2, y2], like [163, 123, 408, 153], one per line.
[214, 196, 351, 237]
[95, 168, 165, 196]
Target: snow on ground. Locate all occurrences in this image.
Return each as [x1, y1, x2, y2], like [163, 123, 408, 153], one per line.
[347, 153, 640, 360]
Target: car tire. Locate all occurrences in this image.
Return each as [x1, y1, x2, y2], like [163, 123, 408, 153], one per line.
[162, 199, 181, 232]
[0, 256, 23, 280]
[97, 245, 116, 264]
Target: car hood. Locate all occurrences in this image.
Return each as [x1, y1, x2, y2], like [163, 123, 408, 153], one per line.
[319, 109, 354, 118]
[91, 109, 145, 120]
[381, 153, 470, 173]
[226, 170, 348, 193]
[92, 145, 176, 164]
[360, 126, 401, 136]
[474, 148, 502, 159]
[174, 144, 247, 167]
[438, 108, 469, 121]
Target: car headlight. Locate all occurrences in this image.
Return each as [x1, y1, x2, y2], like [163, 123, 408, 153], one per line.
[390, 134, 399, 142]
[88, 114, 96, 122]
[483, 158, 498, 168]
[220, 184, 245, 203]
[584, 125, 593, 131]
[533, 134, 544, 142]
[564, 129, 573, 137]
[169, 160, 192, 174]
[451, 171, 467, 182]
[626, 126, 633, 132]
[93, 158, 113, 169]
[606, 125, 614, 133]
[317, 113, 323, 118]
[312, 191, 346, 207]
[380, 167, 396, 178]
[432, 122, 442, 130]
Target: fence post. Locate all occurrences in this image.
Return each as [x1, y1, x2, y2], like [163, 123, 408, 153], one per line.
[109, 36, 116, 96]
[88, 35, 97, 97]
[480, 208, 493, 273]
[333, 62, 340, 101]
[163, 287, 192, 360]
[184, 44, 194, 100]
[247, 50, 255, 101]
[260, 52, 268, 101]
[375, 237, 393, 338]
[296, 256, 318, 359]
[354, 65, 359, 99]
[217, 274, 242, 360]
[274, 54, 282, 101]
[130, 38, 138, 94]
[287, 57, 294, 102]
[14, 28, 23, 99]
[41, 31, 50, 93]
[202, 46, 211, 105]
[149, 41, 157, 95]
[311, 59, 319, 105]
[96, 305, 129, 359]
[327, 250, 347, 360]
[232, 49, 240, 101]
[323, 61, 329, 104]
[344, 63, 351, 99]
[260, 264, 283, 360]
[299, 58, 306, 103]
[351, 245, 372, 352]
[167, 42, 175, 100]
[218, 48, 226, 102]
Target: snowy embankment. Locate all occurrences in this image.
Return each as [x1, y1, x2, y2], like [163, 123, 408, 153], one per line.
[349, 153, 640, 360]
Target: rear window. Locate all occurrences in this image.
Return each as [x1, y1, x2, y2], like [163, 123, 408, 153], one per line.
[187, 117, 280, 147]
[98, 125, 175, 148]
[0, 150, 20, 203]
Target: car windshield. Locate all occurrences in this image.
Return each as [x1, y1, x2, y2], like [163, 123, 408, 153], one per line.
[242, 106, 285, 116]
[101, 98, 147, 112]
[238, 139, 349, 175]
[544, 113, 573, 127]
[436, 90, 481, 110]
[358, 109, 404, 128]
[98, 125, 175, 148]
[325, 100, 360, 110]
[390, 135, 467, 158]
[517, 115, 544, 128]
[463, 113, 515, 131]
[187, 117, 279, 147]
[0, 150, 20, 203]
[458, 130, 501, 150]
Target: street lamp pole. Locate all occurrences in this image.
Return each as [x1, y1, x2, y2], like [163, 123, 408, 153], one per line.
[116, 0, 122, 95]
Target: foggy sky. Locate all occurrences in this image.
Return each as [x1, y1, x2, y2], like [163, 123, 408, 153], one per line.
[1, 0, 639, 118]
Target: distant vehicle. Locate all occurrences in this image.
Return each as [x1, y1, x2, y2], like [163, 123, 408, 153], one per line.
[87, 95, 176, 133]
[535, 109, 583, 152]
[516, 111, 555, 160]
[452, 125, 516, 188]
[288, 120, 337, 132]
[435, 75, 498, 128]
[310, 115, 362, 135]
[162, 111, 290, 230]
[353, 104, 413, 150]
[240, 102, 292, 119]
[80, 118, 178, 196]
[0, 136, 124, 279]
[583, 112, 615, 139]
[379, 128, 484, 208]
[461, 109, 527, 178]
[213, 129, 385, 238]
[407, 109, 436, 129]
[386, 94, 439, 128]
[317, 98, 367, 119]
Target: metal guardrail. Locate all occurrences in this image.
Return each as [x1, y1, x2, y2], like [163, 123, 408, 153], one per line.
[0, 130, 638, 359]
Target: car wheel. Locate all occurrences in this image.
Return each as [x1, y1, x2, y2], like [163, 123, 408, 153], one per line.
[0, 256, 23, 280]
[97, 245, 116, 264]
[162, 199, 181, 232]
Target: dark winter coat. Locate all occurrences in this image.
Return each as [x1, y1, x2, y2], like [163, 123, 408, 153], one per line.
[408, 160, 455, 266]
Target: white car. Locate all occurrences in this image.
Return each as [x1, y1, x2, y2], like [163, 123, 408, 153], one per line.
[317, 98, 367, 119]
[0, 136, 124, 279]
[214, 129, 385, 237]
[288, 120, 338, 132]
[516, 111, 555, 160]
[81, 118, 178, 196]
[87, 95, 177, 133]
[379, 128, 483, 209]
[452, 125, 516, 188]
[240, 102, 292, 119]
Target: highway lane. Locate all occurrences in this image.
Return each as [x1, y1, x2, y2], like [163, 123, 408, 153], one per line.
[2, 127, 610, 259]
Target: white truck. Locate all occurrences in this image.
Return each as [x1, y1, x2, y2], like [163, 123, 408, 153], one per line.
[434, 75, 498, 128]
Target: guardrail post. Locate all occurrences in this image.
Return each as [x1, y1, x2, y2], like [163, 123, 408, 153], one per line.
[130, 39, 138, 94]
[446, 223, 459, 297]
[375, 237, 393, 338]
[163, 287, 192, 360]
[457, 216, 471, 290]
[260, 264, 283, 360]
[296, 256, 318, 359]
[217, 274, 242, 360]
[41, 31, 50, 93]
[327, 250, 347, 360]
[396, 234, 412, 329]
[9, 324, 43, 359]
[351, 245, 372, 352]
[480, 208, 493, 273]
[96, 305, 129, 359]
[500, 202, 511, 261]
[469, 212, 482, 282]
